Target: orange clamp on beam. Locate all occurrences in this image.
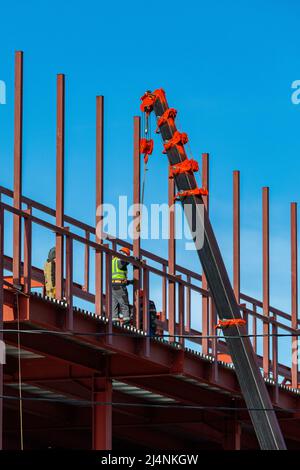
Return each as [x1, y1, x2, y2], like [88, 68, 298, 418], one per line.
[215, 318, 246, 329]
[175, 187, 208, 200]
[140, 88, 166, 115]
[169, 159, 199, 178]
[163, 131, 188, 154]
[156, 108, 177, 132]
[140, 138, 154, 164]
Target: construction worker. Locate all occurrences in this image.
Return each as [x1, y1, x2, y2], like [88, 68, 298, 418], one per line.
[112, 247, 133, 324]
[138, 289, 157, 335]
[44, 247, 56, 299]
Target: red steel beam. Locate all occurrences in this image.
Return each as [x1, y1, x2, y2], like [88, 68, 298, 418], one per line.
[55, 74, 65, 300]
[133, 116, 141, 328]
[291, 202, 298, 388]
[95, 96, 104, 316]
[92, 376, 112, 450]
[168, 173, 176, 340]
[233, 170, 240, 303]
[13, 51, 23, 285]
[262, 187, 270, 377]
[202, 153, 209, 354]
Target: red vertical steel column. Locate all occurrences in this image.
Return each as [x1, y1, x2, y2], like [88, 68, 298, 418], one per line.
[23, 209, 32, 294]
[186, 274, 191, 333]
[84, 230, 90, 292]
[202, 153, 209, 354]
[55, 74, 65, 300]
[13, 51, 23, 285]
[133, 117, 141, 328]
[95, 96, 104, 315]
[142, 263, 150, 356]
[262, 187, 270, 377]
[105, 248, 113, 345]
[233, 171, 240, 303]
[65, 233, 73, 330]
[291, 202, 298, 388]
[223, 418, 241, 450]
[162, 265, 167, 321]
[168, 174, 176, 340]
[178, 276, 185, 346]
[0, 207, 4, 450]
[92, 377, 112, 450]
[252, 304, 257, 353]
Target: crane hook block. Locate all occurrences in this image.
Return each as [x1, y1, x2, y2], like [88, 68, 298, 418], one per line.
[140, 138, 154, 164]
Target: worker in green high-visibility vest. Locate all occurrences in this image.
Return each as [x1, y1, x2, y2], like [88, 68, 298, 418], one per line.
[111, 247, 133, 323]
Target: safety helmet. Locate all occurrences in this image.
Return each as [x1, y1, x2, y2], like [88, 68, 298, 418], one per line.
[120, 247, 130, 256]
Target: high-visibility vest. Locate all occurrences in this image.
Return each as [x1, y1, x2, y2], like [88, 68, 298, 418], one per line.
[112, 257, 127, 281]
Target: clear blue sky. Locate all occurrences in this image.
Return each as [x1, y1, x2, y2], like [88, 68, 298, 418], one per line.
[0, 0, 300, 365]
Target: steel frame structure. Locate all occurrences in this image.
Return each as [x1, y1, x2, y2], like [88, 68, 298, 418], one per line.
[0, 52, 299, 450]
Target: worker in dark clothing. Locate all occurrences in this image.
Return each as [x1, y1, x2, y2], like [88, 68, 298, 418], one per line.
[44, 247, 56, 299]
[112, 247, 133, 323]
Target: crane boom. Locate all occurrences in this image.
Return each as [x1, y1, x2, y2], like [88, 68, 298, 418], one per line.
[141, 89, 286, 450]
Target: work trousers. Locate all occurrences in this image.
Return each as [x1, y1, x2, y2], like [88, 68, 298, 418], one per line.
[112, 284, 130, 321]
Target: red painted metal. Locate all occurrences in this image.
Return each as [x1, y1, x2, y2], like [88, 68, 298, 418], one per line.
[2, 64, 300, 449]
[263, 187, 270, 377]
[105, 248, 113, 345]
[92, 376, 112, 450]
[84, 230, 90, 292]
[13, 51, 23, 285]
[133, 117, 141, 329]
[95, 96, 104, 316]
[291, 202, 298, 388]
[65, 232, 73, 330]
[233, 171, 240, 303]
[202, 153, 209, 354]
[55, 74, 65, 300]
[142, 263, 150, 356]
[168, 172, 176, 340]
[23, 209, 32, 295]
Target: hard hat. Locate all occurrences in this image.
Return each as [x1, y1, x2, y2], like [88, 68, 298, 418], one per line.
[120, 247, 130, 256]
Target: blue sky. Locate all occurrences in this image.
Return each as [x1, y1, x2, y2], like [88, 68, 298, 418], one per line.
[0, 0, 300, 365]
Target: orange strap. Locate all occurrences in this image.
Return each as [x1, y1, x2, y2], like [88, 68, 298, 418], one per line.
[175, 187, 208, 199]
[215, 319, 246, 329]
[169, 159, 199, 178]
[163, 131, 188, 153]
[156, 108, 177, 131]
